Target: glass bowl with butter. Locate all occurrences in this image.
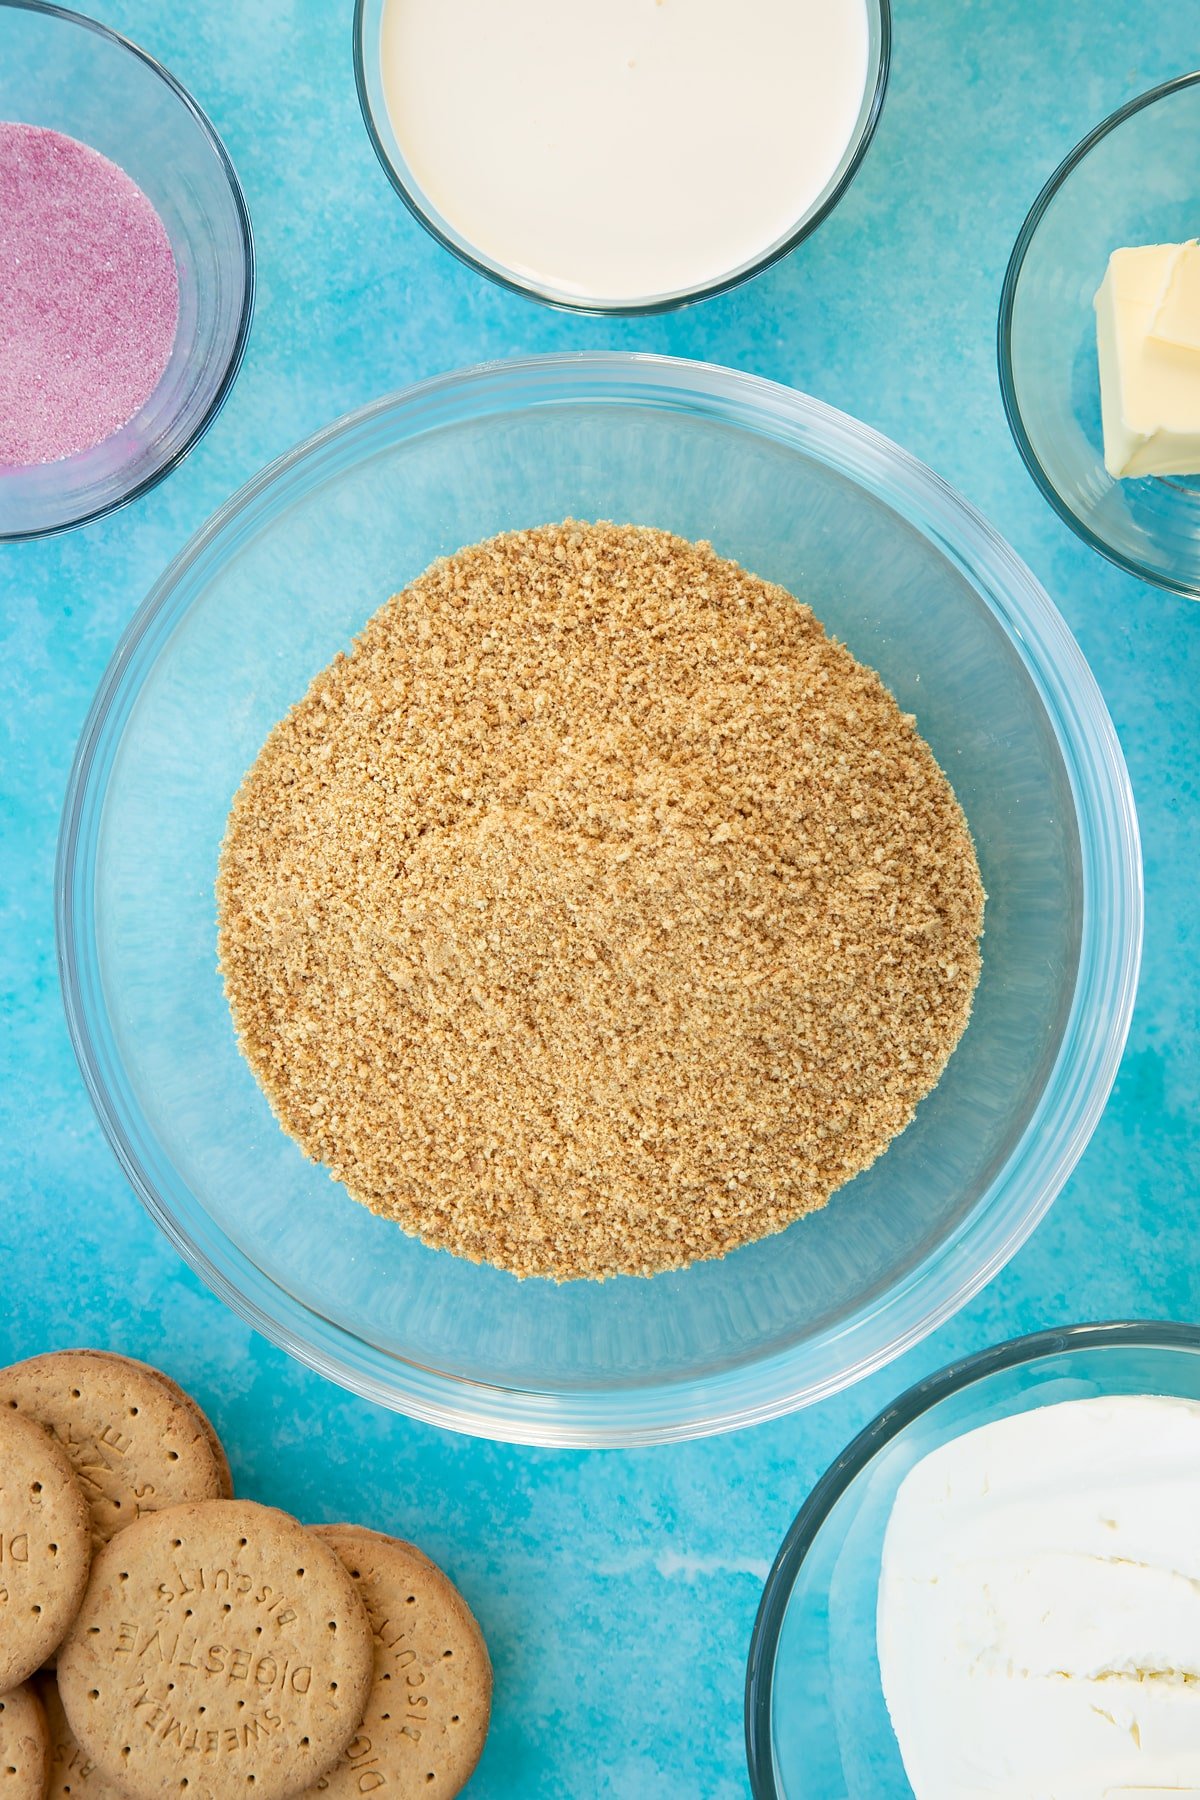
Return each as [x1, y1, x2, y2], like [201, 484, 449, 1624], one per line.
[58, 355, 1140, 1447]
[1000, 71, 1200, 598]
[746, 1320, 1200, 1798]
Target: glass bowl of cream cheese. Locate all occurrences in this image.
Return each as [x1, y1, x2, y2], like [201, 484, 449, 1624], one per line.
[746, 1320, 1200, 1798]
[353, 0, 890, 313]
[999, 71, 1200, 599]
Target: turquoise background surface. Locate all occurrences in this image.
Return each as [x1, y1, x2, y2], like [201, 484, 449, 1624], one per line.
[3, 3, 1199, 1794]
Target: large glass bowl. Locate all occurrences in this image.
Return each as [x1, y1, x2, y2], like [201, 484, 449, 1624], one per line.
[0, 0, 254, 541]
[745, 1321, 1200, 1798]
[56, 354, 1141, 1447]
[999, 72, 1200, 598]
[352, 0, 890, 315]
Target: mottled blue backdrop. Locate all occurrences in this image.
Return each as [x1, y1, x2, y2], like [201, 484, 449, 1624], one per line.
[3, 4, 1198, 1795]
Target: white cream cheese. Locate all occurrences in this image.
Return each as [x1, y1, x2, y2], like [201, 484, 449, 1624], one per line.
[1095, 242, 1200, 479]
[877, 1395, 1200, 1799]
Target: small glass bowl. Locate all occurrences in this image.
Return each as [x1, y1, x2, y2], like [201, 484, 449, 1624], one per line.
[745, 1321, 1200, 1798]
[0, 0, 254, 541]
[999, 72, 1200, 598]
[352, 0, 890, 314]
[57, 354, 1141, 1447]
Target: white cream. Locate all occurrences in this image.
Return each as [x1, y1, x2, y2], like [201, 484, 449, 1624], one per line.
[877, 1395, 1200, 1799]
[378, 0, 870, 304]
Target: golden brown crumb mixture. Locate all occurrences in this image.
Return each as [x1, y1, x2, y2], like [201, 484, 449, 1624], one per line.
[217, 522, 984, 1281]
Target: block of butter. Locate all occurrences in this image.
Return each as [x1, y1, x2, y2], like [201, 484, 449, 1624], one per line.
[1095, 240, 1200, 479]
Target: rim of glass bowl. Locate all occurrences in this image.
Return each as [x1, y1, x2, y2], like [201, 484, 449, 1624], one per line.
[350, 0, 891, 316]
[744, 1319, 1200, 1799]
[0, 0, 255, 544]
[56, 353, 1142, 1448]
[997, 69, 1200, 599]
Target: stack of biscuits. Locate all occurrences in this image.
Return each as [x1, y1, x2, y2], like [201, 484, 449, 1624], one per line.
[0, 1351, 491, 1799]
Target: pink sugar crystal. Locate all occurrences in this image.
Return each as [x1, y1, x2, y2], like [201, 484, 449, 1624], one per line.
[0, 122, 179, 467]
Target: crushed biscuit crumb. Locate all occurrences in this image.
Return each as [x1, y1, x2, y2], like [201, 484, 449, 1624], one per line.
[217, 522, 984, 1281]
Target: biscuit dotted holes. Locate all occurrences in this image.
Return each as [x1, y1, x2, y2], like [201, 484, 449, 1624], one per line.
[299, 1738, 309, 1749]
[442, 1650, 453, 1660]
[31, 1481, 42, 1495]
[451, 1716, 460, 1725]
[130, 1407, 139, 1417]
[167, 1451, 179, 1462]
[222, 1603, 232, 1615]
[327, 1620, 337, 1632]
[89, 1691, 99, 1701]
[406, 1595, 415, 1606]
[171, 1539, 182, 1549]
[71, 1389, 81, 1399]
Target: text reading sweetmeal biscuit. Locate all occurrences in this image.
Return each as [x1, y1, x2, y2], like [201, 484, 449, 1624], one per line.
[305, 1527, 491, 1800]
[0, 1408, 92, 1688]
[57, 1499, 374, 1800]
[0, 1351, 231, 1550]
[0, 1683, 50, 1800]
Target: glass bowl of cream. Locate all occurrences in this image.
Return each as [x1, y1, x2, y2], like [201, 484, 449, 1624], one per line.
[999, 72, 1200, 599]
[746, 1320, 1200, 1798]
[0, 0, 254, 541]
[353, 0, 890, 313]
[57, 354, 1140, 1447]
